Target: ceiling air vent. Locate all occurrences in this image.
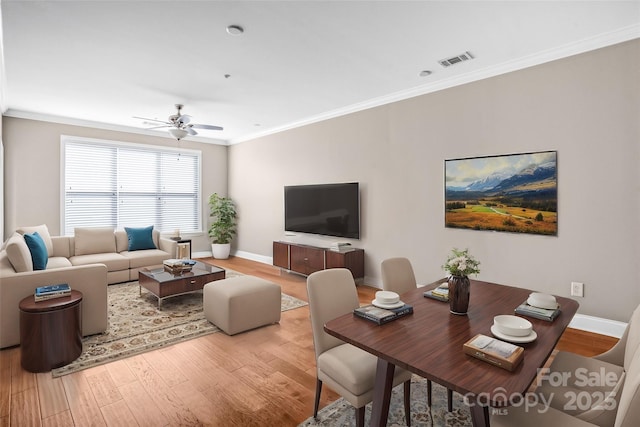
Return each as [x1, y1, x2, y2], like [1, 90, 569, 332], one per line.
[439, 51, 474, 68]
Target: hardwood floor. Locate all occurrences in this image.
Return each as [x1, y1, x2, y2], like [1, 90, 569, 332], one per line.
[0, 256, 619, 426]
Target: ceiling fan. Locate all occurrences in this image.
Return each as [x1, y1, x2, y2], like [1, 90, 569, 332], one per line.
[134, 104, 223, 140]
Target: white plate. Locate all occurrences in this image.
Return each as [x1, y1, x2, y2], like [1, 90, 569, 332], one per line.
[372, 299, 405, 309]
[491, 325, 537, 343]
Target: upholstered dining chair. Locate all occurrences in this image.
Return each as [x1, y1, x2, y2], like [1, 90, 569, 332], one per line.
[381, 257, 454, 412]
[528, 303, 640, 426]
[307, 268, 412, 427]
[491, 304, 640, 427]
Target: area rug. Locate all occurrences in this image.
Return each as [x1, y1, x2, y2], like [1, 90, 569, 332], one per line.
[299, 376, 471, 427]
[52, 269, 308, 377]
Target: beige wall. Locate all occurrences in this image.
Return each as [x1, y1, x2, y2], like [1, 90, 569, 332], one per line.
[229, 40, 640, 322]
[2, 118, 228, 253]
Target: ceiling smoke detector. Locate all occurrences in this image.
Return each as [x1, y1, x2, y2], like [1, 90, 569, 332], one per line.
[439, 51, 474, 68]
[226, 25, 244, 35]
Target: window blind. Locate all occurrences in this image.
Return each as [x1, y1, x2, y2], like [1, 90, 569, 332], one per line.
[62, 137, 201, 236]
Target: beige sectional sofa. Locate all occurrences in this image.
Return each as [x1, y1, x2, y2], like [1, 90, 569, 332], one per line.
[0, 225, 177, 348]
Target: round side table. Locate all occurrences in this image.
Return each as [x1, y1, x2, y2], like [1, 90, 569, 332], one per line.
[19, 290, 83, 373]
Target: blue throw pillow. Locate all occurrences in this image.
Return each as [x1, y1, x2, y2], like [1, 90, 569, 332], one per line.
[125, 226, 157, 251]
[24, 231, 48, 270]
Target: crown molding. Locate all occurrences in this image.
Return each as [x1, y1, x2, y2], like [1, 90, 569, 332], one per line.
[229, 24, 640, 145]
[3, 24, 638, 146]
[3, 109, 228, 146]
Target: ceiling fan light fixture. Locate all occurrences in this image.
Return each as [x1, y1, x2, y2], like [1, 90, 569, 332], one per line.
[168, 128, 188, 140]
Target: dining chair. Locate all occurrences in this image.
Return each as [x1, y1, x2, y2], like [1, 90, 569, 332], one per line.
[526, 303, 640, 427]
[307, 268, 412, 427]
[490, 306, 640, 426]
[381, 257, 454, 411]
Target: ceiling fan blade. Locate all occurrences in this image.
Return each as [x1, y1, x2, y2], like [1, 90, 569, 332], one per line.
[178, 114, 192, 125]
[141, 120, 170, 127]
[146, 125, 171, 130]
[133, 116, 170, 125]
[191, 124, 224, 131]
[186, 127, 198, 136]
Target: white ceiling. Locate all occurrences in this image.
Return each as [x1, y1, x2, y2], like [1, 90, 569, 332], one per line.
[2, 1, 639, 145]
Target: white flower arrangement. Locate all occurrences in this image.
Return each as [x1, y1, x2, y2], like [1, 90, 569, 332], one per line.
[443, 248, 480, 277]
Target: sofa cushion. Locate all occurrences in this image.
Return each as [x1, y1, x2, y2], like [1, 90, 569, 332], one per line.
[125, 226, 157, 251]
[46, 257, 73, 269]
[5, 233, 33, 272]
[16, 224, 53, 256]
[120, 249, 170, 269]
[23, 232, 48, 270]
[69, 252, 129, 272]
[74, 227, 116, 256]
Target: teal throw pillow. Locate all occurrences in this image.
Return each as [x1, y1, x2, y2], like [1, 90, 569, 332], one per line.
[24, 231, 48, 270]
[125, 226, 157, 251]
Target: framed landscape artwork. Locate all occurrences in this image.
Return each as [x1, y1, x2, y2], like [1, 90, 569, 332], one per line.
[445, 151, 557, 236]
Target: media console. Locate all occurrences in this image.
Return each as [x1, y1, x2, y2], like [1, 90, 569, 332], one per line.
[273, 241, 364, 279]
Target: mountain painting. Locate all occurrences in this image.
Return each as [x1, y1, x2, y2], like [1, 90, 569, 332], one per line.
[445, 151, 557, 235]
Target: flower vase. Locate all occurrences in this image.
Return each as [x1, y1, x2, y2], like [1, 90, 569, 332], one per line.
[449, 275, 470, 315]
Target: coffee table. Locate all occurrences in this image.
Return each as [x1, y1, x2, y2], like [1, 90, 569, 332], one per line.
[139, 261, 225, 307]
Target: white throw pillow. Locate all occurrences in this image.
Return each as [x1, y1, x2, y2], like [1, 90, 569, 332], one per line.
[5, 232, 34, 272]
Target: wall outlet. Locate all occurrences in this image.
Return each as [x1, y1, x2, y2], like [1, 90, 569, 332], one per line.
[571, 281, 584, 297]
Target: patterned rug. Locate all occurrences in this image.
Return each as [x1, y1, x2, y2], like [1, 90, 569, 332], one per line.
[52, 269, 307, 377]
[299, 376, 471, 427]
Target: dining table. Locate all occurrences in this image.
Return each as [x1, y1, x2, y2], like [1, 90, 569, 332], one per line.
[324, 279, 579, 427]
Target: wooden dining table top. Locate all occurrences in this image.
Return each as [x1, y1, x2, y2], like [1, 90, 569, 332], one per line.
[324, 279, 579, 407]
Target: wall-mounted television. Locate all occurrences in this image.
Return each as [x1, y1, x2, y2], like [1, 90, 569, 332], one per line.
[284, 182, 360, 239]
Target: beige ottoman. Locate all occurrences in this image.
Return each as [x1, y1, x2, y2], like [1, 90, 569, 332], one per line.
[203, 276, 281, 335]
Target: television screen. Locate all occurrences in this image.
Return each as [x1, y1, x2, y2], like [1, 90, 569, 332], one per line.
[284, 182, 360, 239]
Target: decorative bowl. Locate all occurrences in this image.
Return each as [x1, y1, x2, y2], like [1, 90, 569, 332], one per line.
[493, 315, 533, 337]
[375, 291, 400, 305]
[527, 292, 557, 310]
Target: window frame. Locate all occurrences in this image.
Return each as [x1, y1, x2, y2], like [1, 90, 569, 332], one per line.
[60, 135, 202, 236]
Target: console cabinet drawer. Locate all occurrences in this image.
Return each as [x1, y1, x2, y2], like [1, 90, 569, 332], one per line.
[290, 245, 325, 276]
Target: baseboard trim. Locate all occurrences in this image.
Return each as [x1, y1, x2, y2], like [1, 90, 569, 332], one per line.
[226, 251, 627, 339]
[230, 250, 273, 265]
[569, 314, 626, 339]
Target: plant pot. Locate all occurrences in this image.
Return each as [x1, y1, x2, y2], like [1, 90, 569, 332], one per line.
[211, 243, 231, 259]
[448, 275, 470, 315]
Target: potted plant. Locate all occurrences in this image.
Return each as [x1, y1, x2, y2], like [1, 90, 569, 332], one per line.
[208, 193, 237, 259]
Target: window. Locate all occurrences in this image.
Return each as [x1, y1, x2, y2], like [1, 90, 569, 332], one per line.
[62, 136, 201, 236]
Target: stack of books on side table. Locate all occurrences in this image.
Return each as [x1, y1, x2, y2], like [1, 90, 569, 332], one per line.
[463, 334, 524, 371]
[515, 301, 561, 321]
[354, 304, 413, 325]
[424, 282, 449, 302]
[34, 283, 71, 302]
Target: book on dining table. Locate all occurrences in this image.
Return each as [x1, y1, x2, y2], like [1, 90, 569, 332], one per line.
[423, 282, 449, 302]
[354, 304, 413, 325]
[463, 334, 524, 371]
[514, 300, 561, 321]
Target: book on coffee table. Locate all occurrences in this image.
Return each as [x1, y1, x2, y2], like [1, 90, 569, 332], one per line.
[354, 304, 413, 325]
